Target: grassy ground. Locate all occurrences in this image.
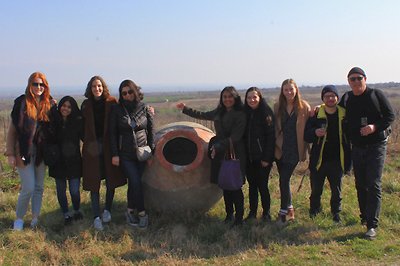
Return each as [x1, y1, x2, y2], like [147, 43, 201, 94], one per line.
[0, 148, 399, 265]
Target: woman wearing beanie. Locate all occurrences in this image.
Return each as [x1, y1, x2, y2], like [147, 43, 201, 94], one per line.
[274, 78, 311, 224]
[109, 80, 154, 229]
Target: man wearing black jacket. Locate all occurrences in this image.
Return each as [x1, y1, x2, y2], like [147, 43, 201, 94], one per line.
[339, 67, 395, 239]
[305, 85, 351, 223]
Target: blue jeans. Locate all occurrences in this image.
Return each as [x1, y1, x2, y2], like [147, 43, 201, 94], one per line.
[276, 160, 298, 211]
[352, 140, 387, 229]
[90, 177, 115, 218]
[16, 160, 45, 219]
[310, 161, 343, 215]
[55, 178, 81, 215]
[121, 159, 145, 212]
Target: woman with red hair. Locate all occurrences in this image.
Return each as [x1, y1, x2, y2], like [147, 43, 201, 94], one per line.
[5, 72, 54, 230]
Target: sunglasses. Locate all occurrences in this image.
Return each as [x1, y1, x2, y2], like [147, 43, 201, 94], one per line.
[121, 90, 134, 96]
[32, 82, 45, 87]
[349, 76, 364, 82]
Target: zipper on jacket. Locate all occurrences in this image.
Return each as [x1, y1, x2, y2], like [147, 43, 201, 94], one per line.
[119, 135, 122, 150]
[248, 113, 254, 161]
[257, 138, 263, 153]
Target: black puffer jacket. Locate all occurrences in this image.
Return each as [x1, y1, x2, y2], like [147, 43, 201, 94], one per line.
[48, 96, 83, 180]
[244, 102, 275, 163]
[109, 101, 154, 161]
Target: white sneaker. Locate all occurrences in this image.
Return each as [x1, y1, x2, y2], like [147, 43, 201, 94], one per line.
[102, 210, 111, 223]
[30, 217, 39, 229]
[13, 219, 24, 231]
[93, 217, 103, 231]
[365, 228, 377, 239]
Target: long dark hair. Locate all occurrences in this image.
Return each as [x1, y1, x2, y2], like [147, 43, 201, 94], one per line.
[244, 87, 274, 125]
[217, 86, 243, 116]
[58, 96, 81, 120]
[118, 79, 142, 103]
[84, 75, 110, 99]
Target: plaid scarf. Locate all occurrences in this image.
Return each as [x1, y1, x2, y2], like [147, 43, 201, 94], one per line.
[12, 95, 47, 165]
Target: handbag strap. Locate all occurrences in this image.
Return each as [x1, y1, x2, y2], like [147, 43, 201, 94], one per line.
[122, 104, 139, 148]
[228, 138, 236, 160]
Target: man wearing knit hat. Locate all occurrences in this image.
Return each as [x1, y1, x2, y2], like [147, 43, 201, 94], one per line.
[305, 85, 351, 223]
[339, 67, 395, 239]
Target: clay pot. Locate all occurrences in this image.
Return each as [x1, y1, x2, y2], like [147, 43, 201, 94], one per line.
[143, 122, 222, 212]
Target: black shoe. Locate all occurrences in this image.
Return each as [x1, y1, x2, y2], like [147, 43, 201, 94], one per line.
[309, 208, 321, 218]
[73, 211, 83, 221]
[333, 213, 341, 223]
[262, 214, 272, 222]
[64, 215, 73, 226]
[244, 213, 257, 222]
[224, 214, 233, 224]
[231, 219, 243, 228]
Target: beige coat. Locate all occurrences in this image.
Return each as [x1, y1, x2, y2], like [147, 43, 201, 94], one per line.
[274, 100, 310, 162]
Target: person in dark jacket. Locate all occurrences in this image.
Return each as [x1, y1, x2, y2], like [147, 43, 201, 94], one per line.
[81, 76, 125, 231]
[5, 72, 54, 230]
[48, 96, 84, 225]
[109, 80, 154, 229]
[243, 87, 275, 222]
[339, 67, 395, 239]
[176, 86, 247, 226]
[304, 85, 351, 223]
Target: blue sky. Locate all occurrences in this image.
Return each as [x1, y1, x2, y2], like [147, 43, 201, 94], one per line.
[1, 0, 399, 93]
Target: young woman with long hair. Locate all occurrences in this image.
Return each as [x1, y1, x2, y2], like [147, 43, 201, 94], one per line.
[274, 79, 310, 224]
[243, 87, 275, 222]
[109, 79, 154, 228]
[176, 86, 247, 226]
[5, 72, 54, 230]
[48, 96, 84, 225]
[81, 76, 125, 230]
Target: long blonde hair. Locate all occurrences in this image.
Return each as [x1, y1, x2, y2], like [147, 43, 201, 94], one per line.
[276, 78, 304, 121]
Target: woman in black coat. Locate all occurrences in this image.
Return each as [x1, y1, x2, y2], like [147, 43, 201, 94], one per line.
[244, 87, 275, 222]
[176, 86, 246, 226]
[109, 80, 154, 229]
[48, 96, 83, 225]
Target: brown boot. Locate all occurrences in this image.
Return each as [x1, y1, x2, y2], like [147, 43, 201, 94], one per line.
[287, 207, 295, 221]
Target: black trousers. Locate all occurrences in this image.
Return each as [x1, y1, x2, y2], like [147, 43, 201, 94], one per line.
[309, 160, 343, 215]
[246, 160, 272, 216]
[352, 140, 387, 229]
[223, 189, 244, 221]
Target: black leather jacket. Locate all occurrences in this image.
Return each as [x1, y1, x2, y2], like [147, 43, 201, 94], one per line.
[109, 102, 154, 161]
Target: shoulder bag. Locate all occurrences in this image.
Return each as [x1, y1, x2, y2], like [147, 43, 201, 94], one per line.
[218, 138, 242, 190]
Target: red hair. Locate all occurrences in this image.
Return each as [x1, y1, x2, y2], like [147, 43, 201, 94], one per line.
[24, 72, 51, 122]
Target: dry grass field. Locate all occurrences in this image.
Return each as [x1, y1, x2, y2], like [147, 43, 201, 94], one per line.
[0, 86, 399, 265]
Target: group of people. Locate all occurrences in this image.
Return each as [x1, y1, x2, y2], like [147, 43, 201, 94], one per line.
[5, 73, 154, 231]
[177, 67, 394, 239]
[5, 67, 395, 239]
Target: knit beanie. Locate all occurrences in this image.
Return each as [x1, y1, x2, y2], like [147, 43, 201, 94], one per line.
[347, 67, 366, 78]
[321, 85, 339, 100]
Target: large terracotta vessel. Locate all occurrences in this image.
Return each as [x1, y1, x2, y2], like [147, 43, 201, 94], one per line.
[142, 122, 222, 212]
